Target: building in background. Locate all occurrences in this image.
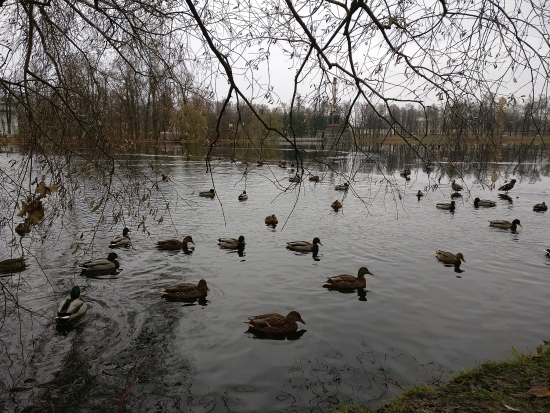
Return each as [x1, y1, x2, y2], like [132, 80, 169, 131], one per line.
[0, 98, 18, 136]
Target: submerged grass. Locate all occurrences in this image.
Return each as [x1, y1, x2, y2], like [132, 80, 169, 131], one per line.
[333, 342, 550, 413]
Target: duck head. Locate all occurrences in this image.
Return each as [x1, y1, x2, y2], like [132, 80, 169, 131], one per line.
[107, 252, 119, 262]
[287, 311, 306, 325]
[70, 286, 81, 300]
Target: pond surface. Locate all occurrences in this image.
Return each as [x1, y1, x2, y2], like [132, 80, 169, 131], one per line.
[1, 144, 549, 412]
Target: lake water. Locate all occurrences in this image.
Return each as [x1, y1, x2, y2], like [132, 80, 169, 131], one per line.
[1, 143, 549, 412]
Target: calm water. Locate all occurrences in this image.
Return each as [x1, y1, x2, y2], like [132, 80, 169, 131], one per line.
[1, 144, 549, 412]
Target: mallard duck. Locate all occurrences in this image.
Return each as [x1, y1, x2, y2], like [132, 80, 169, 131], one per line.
[331, 200, 342, 210]
[435, 250, 466, 265]
[286, 238, 323, 256]
[533, 202, 547, 212]
[498, 179, 516, 193]
[545, 248, 550, 258]
[451, 180, 463, 192]
[218, 235, 245, 249]
[289, 175, 301, 182]
[278, 160, 287, 168]
[474, 198, 496, 207]
[56, 286, 87, 324]
[238, 191, 248, 201]
[400, 169, 411, 177]
[81, 252, 120, 275]
[265, 214, 278, 225]
[199, 189, 215, 197]
[489, 219, 522, 231]
[335, 183, 349, 190]
[309, 175, 320, 182]
[436, 201, 455, 210]
[156, 236, 194, 252]
[109, 227, 131, 248]
[257, 160, 264, 167]
[416, 190, 424, 197]
[0, 257, 27, 274]
[322, 267, 373, 289]
[243, 311, 306, 334]
[160, 279, 209, 300]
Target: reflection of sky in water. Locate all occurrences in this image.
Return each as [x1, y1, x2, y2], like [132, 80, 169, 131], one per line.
[0, 146, 548, 412]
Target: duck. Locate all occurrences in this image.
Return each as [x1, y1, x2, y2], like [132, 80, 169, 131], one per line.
[498, 179, 516, 193]
[265, 214, 278, 225]
[80, 252, 120, 275]
[331, 200, 342, 210]
[474, 198, 496, 207]
[309, 175, 320, 182]
[56, 286, 87, 324]
[435, 250, 466, 265]
[335, 183, 349, 190]
[289, 175, 301, 182]
[160, 279, 209, 300]
[489, 219, 522, 231]
[156, 236, 195, 252]
[400, 169, 411, 177]
[451, 180, 463, 192]
[238, 191, 248, 201]
[218, 235, 245, 249]
[286, 238, 323, 256]
[109, 227, 131, 248]
[243, 311, 306, 334]
[199, 189, 215, 197]
[322, 267, 373, 289]
[545, 249, 550, 258]
[416, 190, 424, 197]
[533, 202, 547, 212]
[278, 160, 287, 168]
[436, 200, 455, 210]
[0, 257, 27, 274]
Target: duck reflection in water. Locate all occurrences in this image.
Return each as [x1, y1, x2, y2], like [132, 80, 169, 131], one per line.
[498, 193, 513, 203]
[324, 287, 369, 302]
[246, 328, 307, 340]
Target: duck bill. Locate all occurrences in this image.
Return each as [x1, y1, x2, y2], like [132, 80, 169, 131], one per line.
[318, 242, 324, 246]
[299, 318, 306, 325]
[518, 224, 523, 228]
[461, 258, 466, 263]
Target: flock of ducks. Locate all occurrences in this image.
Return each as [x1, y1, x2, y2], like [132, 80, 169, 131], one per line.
[1, 169, 547, 335]
[424, 177, 547, 272]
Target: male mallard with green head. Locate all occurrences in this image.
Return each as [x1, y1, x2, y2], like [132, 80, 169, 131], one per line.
[474, 198, 496, 207]
[0, 257, 27, 274]
[286, 238, 323, 254]
[161, 279, 209, 300]
[244, 311, 306, 334]
[322, 267, 373, 290]
[109, 227, 131, 248]
[218, 235, 246, 249]
[436, 201, 455, 210]
[156, 236, 195, 252]
[200, 189, 215, 197]
[489, 219, 522, 231]
[81, 252, 120, 275]
[56, 286, 87, 324]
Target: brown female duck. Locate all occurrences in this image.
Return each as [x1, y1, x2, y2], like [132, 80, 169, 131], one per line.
[265, 214, 278, 225]
[156, 236, 195, 252]
[243, 311, 306, 334]
[0, 257, 27, 274]
[161, 279, 209, 300]
[435, 250, 466, 265]
[322, 267, 373, 289]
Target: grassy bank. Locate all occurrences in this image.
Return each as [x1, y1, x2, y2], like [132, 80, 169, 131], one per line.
[335, 342, 550, 413]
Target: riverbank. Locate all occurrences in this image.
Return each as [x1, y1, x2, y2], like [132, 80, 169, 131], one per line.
[335, 342, 550, 413]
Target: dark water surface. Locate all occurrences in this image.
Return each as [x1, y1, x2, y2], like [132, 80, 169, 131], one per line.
[1, 145, 549, 412]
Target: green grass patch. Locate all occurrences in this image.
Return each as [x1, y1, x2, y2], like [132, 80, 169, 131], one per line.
[333, 342, 550, 413]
